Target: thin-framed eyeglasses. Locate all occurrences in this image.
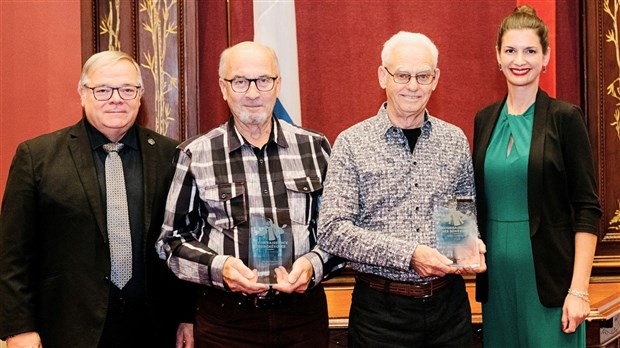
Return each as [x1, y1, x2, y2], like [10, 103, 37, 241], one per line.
[83, 85, 142, 101]
[383, 66, 436, 85]
[224, 76, 278, 93]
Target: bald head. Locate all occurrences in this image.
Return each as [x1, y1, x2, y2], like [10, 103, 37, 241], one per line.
[218, 41, 280, 79]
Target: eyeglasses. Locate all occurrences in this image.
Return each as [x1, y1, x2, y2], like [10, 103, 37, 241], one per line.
[224, 76, 278, 93]
[383, 67, 435, 85]
[83, 85, 142, 101]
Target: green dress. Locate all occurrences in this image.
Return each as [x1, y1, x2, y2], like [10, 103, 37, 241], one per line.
[482, 103, 584, 347]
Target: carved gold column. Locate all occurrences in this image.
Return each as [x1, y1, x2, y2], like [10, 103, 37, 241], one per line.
[584, 0, 620, 278]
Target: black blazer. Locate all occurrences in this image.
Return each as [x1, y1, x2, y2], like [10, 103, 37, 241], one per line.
[474, 89, 601, 307]
[0, 119, 192, 347]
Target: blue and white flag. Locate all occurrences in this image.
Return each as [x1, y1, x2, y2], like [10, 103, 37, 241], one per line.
[253, 0, 301, 125]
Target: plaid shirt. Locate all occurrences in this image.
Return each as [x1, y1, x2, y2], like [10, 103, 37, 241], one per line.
[157, 117, 343, 290]
[318, 103, 475, 283]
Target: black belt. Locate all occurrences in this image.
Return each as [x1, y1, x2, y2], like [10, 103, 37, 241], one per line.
[204, 285, 322, 309]
[249, 289, 288, 309]
[356, 273, 454, 298]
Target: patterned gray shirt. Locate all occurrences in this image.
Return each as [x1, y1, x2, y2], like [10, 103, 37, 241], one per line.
[318, 103, 475, 282]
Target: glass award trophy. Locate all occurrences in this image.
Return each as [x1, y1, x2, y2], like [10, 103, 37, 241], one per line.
[433, 196, 480, 268]
[248, 214, 293, 284]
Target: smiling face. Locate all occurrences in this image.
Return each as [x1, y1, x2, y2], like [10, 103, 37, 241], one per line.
[79, 59, 142, 142]
[218, 42, 280, 127]
[378, 43, 439, 128]
[497, 28, 550, 90]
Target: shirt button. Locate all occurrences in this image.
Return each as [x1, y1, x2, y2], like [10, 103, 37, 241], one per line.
[221, 193, 227, 199]
[416, 228, 420, 232]
[415, 207, 419, 211]
[263, 189, 269, 195]
[413, 161, 417, 165]
[303, 186, 309, 191]
[259, 159, 264, 164]
[414, 183, 419, 187]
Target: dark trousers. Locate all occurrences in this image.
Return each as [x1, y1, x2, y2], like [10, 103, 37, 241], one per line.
[98, 300, 149, 348]
[98, 299, 176, 348]
[349, 276, 473, 348]
[195, 285, 329, 348]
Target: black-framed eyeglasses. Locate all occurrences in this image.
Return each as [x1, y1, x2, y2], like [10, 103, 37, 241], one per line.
[383, 66, 436, 85]
[83, 85, 142, 101]
[224, 76, 278, 93]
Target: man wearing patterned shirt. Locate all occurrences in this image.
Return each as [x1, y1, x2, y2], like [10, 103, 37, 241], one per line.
[157, 41, 343, 347]
[318, 31, 487, 347]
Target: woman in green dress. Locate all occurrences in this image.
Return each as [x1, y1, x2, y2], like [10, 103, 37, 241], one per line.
[473, 5, 601, 347]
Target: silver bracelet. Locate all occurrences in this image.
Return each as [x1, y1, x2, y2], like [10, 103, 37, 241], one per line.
[568, 288, 590, 303]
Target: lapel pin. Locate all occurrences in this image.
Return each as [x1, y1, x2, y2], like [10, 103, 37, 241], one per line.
[148, 138, 156, 145]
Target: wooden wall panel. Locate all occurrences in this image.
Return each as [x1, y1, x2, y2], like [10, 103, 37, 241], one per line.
[584, 0, 620, 278]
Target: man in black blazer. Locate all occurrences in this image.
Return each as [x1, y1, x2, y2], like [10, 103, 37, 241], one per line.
[0, 51, 193, 348]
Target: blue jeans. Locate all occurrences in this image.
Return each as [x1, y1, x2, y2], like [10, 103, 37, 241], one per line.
[349, 275, 472, 348]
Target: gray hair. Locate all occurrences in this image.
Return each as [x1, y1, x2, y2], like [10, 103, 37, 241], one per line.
[381, 31, 439, 68]
[78, 50, 143, 90]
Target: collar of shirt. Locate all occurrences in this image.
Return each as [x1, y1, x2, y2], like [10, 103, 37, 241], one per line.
[84, 117, 139, 152]
[377, 102, 433, 142]
[226, 115, 290, 152]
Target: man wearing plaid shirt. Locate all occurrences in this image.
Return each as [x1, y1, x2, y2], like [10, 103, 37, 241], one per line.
[157, 41, 343, 348]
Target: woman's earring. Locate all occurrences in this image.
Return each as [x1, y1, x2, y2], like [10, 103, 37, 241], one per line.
[543, 65, 547, 73]
[498, 63, 502, 71]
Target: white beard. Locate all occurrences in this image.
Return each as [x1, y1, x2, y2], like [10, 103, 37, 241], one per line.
[238, 112, 269, 126]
